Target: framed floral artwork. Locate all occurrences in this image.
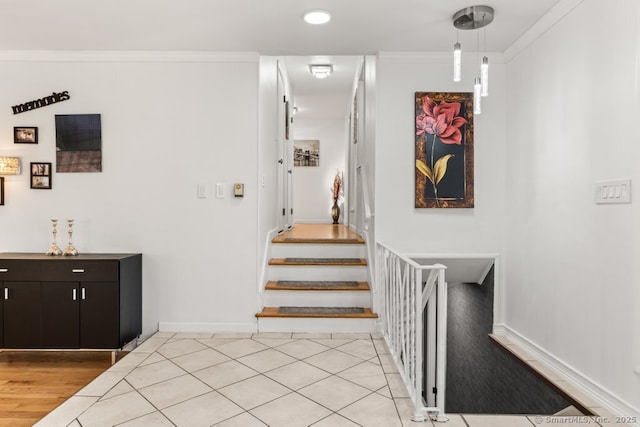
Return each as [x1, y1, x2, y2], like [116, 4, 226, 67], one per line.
[415, 92, 474, 208]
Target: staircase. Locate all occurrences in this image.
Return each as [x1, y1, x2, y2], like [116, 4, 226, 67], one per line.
[256, 224, 378, 333]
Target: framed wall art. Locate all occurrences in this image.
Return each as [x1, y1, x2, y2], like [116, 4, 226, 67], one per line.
[55, 114, 102, 173]
[30, 162, 52, 189]
[294, 140, 320, 167]
[14, 126, 38, 144]
[415, 92, 474, 208]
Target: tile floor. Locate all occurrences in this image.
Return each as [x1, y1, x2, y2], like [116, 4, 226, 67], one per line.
[35, 332, 630, 427]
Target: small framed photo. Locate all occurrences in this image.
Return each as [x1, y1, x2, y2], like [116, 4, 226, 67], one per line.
[30, 162, 52, 189]
[14, 126, 38, 144]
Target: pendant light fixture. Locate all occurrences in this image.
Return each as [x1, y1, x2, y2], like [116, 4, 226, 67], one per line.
[481, 56, 489, 96]
[452, 5, 494, 110]
[473, 77, 482, 115]
[453, 30, 461, 82]
[481, 26, 489, 96]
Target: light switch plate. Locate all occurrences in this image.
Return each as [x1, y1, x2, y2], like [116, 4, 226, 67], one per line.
[595, 179, 631, 204]
[216, 183, 225, 199]
[197, 184, 208, 199]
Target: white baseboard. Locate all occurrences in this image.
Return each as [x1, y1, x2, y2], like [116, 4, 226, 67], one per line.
[493, 324, 640, 426]
[158, 322, 257, 333]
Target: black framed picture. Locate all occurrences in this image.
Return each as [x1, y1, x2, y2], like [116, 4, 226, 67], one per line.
[55, 114, 102, 173]
[14, 126, 38, 144]
[30, 162, 52, 189]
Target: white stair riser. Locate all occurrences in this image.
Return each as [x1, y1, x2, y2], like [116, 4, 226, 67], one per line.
[271, 244, 365, 259]
[263, 290, 371, 307]
[257, 317, 377, 333]
[268, 265, 368, 281]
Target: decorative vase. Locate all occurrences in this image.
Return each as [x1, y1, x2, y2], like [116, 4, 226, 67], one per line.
[63, 219, 78, 256]
[45, 219, 63, 256]
[331, 201, 340, 224]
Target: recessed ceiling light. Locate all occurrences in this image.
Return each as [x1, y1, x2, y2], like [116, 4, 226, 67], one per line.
[303, 10, 331, 25]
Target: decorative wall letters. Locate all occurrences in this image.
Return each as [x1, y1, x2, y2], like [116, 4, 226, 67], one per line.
[11, 91, 70, 114]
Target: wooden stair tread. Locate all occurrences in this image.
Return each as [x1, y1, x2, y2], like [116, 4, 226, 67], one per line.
[272, 224, 365, 245]
[265, 281, 370, 291]
[256, 307, 378, 319]
[272, 236, 365, 244]
[269, 258, 367, 266]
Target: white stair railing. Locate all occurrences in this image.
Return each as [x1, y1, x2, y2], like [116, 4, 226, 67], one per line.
[376, 242, 448, 422]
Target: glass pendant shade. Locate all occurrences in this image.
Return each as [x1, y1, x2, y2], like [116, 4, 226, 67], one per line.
[481, 56, 489, 97]
[453, 42, 461, 82]
[473, 78, 482, 115]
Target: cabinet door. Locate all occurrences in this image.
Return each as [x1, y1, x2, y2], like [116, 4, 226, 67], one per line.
[3, 281, 42, 348]
[80, 282, 119, 349]
[0, 286, 3, 347]
[42, 282, 79, 348]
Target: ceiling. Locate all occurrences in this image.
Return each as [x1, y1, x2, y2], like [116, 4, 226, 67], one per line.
[0, 0, 563, 119]
[0, 0, 561, 54]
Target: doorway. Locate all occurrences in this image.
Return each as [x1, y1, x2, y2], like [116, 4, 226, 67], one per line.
[280, 56, 363, 226]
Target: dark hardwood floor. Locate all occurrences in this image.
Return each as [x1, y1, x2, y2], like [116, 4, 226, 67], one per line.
[0, 351, 122, 426]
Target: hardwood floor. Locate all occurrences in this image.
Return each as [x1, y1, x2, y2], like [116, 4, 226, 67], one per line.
[272, 223, 365, 244]
[0, 351, 120, 426]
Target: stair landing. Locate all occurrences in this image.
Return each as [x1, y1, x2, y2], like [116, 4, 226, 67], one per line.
[272, 223, 365, 244]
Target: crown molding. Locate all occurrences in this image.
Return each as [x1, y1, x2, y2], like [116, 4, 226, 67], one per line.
[0, 50, 259, 63]
[504, 0, 585, 63]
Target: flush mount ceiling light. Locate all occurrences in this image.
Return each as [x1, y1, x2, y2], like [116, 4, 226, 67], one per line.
[452, 5, 494, 114]
[309, 64, 333, 79]
[303, 10, 331, 25]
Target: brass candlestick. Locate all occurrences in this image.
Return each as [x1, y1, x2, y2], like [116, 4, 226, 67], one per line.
[63, 219, 78, 256]
[45, 219, 63, 256]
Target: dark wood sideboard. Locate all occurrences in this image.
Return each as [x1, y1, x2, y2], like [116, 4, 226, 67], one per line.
[0, 253, 142, 350]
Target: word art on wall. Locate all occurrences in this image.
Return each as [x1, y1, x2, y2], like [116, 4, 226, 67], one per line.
[11, 91, 70, 115]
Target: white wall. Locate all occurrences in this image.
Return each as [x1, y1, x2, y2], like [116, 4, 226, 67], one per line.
[257, 56, 280, 284]
[292, 118, 347, 223]
[374, 52, 507, 256]
[505, 0, 640, 414]
[0, 52, 261, 336]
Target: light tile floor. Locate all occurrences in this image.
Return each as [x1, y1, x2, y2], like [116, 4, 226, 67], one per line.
[35, 332, 631, 427]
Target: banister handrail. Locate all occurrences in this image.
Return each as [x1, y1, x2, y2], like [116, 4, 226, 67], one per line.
[376, 241, 446, 271]
[357, 164, 373, 229]
[376, 242, 449, 422]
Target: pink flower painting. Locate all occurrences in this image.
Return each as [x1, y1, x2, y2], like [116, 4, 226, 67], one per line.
[415, 92, 474, 208]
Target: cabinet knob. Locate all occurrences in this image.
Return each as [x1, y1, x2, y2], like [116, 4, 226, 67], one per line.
[0, 268, 8, 273]
[81, 288, 86, 300]
[4, 288, 8, 300]
[72, 289, 77, 301]
[72, 269, 85, 273]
